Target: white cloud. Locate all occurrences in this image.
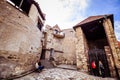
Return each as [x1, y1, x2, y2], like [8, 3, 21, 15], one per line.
[36, 0, 90, 29]
[114, 21, 120, 41]
[36, 0, 120, 41]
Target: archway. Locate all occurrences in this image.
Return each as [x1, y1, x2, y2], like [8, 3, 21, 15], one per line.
[81, 19, 111, 77]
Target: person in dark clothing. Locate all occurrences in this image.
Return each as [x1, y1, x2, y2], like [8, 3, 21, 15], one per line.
[99, 61, 105, 77]
[35, 60, 44, 72]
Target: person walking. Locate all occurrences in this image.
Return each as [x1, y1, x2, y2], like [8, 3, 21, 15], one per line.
[91, 60, 97, 76]
[99, 61, 105, 77]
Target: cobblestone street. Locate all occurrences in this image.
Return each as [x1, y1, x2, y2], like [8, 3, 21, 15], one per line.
[15, 68, 116, 80]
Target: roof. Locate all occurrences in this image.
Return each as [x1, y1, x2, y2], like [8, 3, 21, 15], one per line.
[33, 1, 45, 20]
[73, 14, 114, 40]
[53, 24, 61, 31]
[73, 14, 113, 29]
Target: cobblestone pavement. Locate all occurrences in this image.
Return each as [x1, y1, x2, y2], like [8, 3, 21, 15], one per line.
[15, 68, 116, 80]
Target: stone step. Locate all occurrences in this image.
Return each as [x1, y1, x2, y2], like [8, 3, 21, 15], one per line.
[40, 59, 54, 69]
[57, 64, 77, 70]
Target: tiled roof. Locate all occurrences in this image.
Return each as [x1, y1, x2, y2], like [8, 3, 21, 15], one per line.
[74, 14, 113, 28]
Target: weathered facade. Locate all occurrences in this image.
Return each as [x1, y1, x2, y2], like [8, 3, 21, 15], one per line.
[0, 0, 120, 79]
[62, 28, 77, 65]
[41, 25, 77, 65]
[40, 14, 120, 79]
[73, 14, 120, 78]
[0, 0, 45, 78]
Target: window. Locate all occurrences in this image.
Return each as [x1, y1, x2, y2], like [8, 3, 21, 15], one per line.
[9, 0, 32, 14]
[54, 29, 58, 34]
[37, 18, 43, 31]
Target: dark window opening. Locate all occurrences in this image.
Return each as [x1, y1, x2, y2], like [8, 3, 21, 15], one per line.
[10, 0, 21, 6]
[54, 29, 58, 34]
[9, 0, 33, 14]
[50, 48, 54, 57]
[20, 0, 32, 14]
[37, 18, 43, 31]
[8, 0, 45, 20]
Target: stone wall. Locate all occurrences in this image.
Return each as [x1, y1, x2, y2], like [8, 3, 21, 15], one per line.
[104, 46, 116, 77]
[44, 25, 63, 61]
[103, 18, 120, 77]
[75, 27, 88, 72]
[44, 26, 77, 65]
[83, 32, 89, 71]
[29, 4, 44, 25]
[0, 0, 43, 78]
[45, 25, 62, 51]
[0, 50, 39, 78]
[61, 29, 77, 65]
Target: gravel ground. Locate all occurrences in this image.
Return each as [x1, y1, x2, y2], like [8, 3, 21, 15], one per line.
[15, 68, 117, 80]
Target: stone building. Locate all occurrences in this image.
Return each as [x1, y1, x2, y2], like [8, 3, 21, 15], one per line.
[73, 14, 120, 78]
[0, 0, 120, 79]
[41, 25, 77, 66]
[40, 14, 120, 78]
[61, 28, 77, 65]
[0, 0, 45, 78]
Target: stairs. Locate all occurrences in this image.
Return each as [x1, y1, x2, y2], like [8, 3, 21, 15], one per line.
[40, 59, 54, 69]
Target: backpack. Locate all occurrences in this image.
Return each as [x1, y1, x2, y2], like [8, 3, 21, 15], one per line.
[91, 61, 96, 69]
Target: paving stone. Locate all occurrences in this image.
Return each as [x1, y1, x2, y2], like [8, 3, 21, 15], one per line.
[15, 68, 116, 80]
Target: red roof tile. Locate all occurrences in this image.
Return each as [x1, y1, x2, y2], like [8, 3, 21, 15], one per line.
[74, 14, 113, 27]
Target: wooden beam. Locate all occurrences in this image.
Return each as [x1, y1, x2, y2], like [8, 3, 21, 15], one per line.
[42, 48, 63, 53]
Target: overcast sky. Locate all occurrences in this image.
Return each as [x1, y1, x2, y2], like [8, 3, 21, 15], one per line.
[36, 0, 120, 40]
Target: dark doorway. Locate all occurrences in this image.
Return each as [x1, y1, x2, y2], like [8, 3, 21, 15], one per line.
[79, 18, 111, 77]
[86, 38, 111, 77]
[50, 48, 54, 57]
[40, 49, 45, 59]
[88, 48, 111, 77]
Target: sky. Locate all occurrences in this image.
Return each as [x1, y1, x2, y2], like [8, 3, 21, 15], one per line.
[36, 0, 120, 40]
